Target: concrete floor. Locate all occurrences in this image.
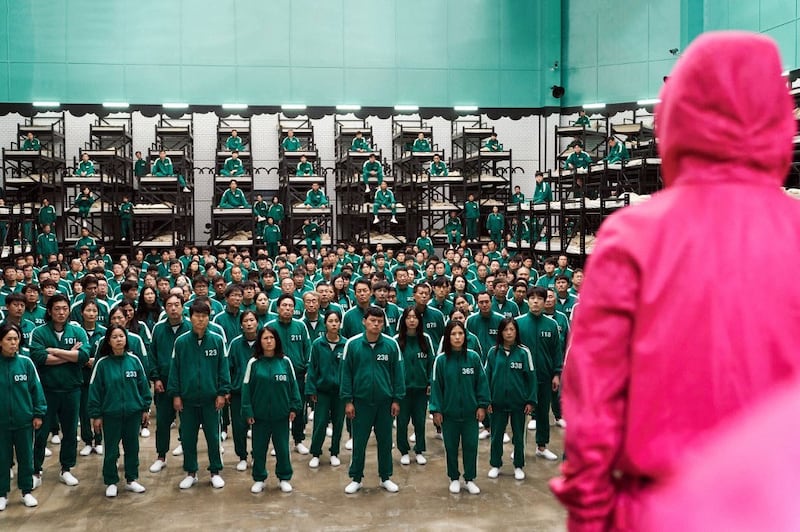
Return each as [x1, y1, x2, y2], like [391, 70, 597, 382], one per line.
[2, 418, 567, 531]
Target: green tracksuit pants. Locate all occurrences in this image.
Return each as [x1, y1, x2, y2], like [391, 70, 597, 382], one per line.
[80, 384, 102, 446]
[230, 394, 249, 461]
[120, 218, 132, 240]
[490, 231, 502, 245]
[441, 417, 479, 482]
[291, 375, 307, 444]
[221, 404, 230, 431]
[0, 426, 34, 495]
[305, 237, 321, 252]
[551, 388, 562, 420]
[372, 203, 397, 216]
[490, 409, 526, 468]
[348, 399, 393, 482]
[396, 387, 427, 455]
[535, 381, 551, 447]
[35, 388, 80, 473]
[266, 242, 279, 258]
[79, 207, 91, 219]
[466, 218, 478, 240]
[154, 390, 176, 458]
[251, 417, 292, 482]
[310, 390, 344, 458]
[102, 414, 141, 485]
[179, 404, 223, 474]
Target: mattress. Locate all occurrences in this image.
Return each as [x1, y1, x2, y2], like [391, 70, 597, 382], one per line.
[292, 204, 332, 215]
[133, 203, 175, 214]
[359, 202, 407, 214]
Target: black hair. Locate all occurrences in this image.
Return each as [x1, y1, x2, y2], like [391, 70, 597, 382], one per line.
[45, 294, 71, 322]
[496, 316, 520, 347]
[253, 325, 283, 359]
[526, 286, 548, 300]
[397, 306, 429, 357]
[97, 324, 129, 358]
[189, 300, 211, 316]
[4, 292, 25, 306]
[442, 320, 468, 357]
[0, 323, 22, 352]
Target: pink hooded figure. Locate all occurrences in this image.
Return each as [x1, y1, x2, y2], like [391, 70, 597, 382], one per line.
[549, 31, 800, 531]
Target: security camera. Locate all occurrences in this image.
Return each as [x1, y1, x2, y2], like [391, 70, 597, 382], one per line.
[669, 48, 679, 56]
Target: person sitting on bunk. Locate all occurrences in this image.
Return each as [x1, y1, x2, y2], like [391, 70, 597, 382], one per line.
[226, 129, 244, 151]
[221, 150, 245, 176]
[22, 132, 40, 151]
[282, 130, 302, 152]
[412, 132, 431, 152]
[605, 137, 630, 164]
[372, 181, 398, 225]
[303, 182, 328, 209]
[563, 144, 592, 170]
[134, 151, 149, 177]
[296, 155, 314, 176]
[482, 132, 502, 152]
[74, 227, 98, 253]
[511, 186, 525, 204]
[533, 171, 553, 204]
[351, 131, 370, 152]
[575, 110, 591, 128]
[74, 186, 95, 220]
[303, 219, 322, 256]
[75, 152, 95, 176]
[219, 180, 251, 209]
[429, 154, 448, 177]
[362, 153, 384, 192]
[152, 150, 191, 192]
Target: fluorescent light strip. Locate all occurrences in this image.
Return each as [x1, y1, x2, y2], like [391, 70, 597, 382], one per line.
[454, 105, 479, 112]
[222, 103, 248, 110]
[582, 103, 606, 110]
[636, 98, 661, 106]
[163, 103, 189, 109]
[394, 105, 419, 112]
[102, 102, 129, 108]
[282, 104, 307, 110]
[32, 101, 60, 107]
[336, 105, 361, 111]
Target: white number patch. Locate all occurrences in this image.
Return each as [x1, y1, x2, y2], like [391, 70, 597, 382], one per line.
[462, 367, 474, 375]
[376, 354, 389, 362]
[125, 370, 137, 378]
[541, 331, 552, 338]
[509, 362, 523, 370]
[64, 337, 76, 345]
[290, 334, 303, 342]
[275, 374, 287, 382]
[14, 374, 27, 382]
[205, 349, 218, 357]
[417, 352, 427, 359]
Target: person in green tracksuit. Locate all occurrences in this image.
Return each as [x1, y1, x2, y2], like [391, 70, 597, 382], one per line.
[226, 130, 244, 151]
[78, 300, 105, 457]
[429, 320, 489, 495]
[429, 154, 448, 177]
[267, 196, 285, 227]
[350, 131, 370, 152]
[266, 294, 312, 454]
[362, 153, 384, 192]
[219, 180, 250, 209]
[306, 310, 346, 468]
[465, 292, 505, 363]
[296, 155, 314, 176]
[148, 294, 191, 473]
[30, 294, 91, 487]
[514, 286, 562, 460]
[74, 227, 98, 254]
[486, 206, 505, 246]
[118, 195, 134, 242]
[75, 153, 95, 176]
[36, 224, 58, 265]
[605, 137, 630, 164]
[564, 144, 592, 170]
[133, 151, 148, 178]
[74, 186, 95, 219]
[167, 301, 230, 490]
[303, 182, 328, 208]
[394, 306, 434, 466]
[416, 230, 435, 256]
[411, 132, 431, 152]
[511, 186, 525, 204]
[252, 193, 269, 239]
[227, 311, 259, 472]
[340, 306, 405, 494]
[152, 150, 190, 191]
[242, 325, 302, 494]
[221, 150, 245, 176]
[38, 198, 56, 232]
[303, 219, 322, 255]
[372, 181, 398, 224]
[575, 110, 591, 127]
[482, 132, 501, 151]
[22, 132, 40, 151]
[544, 288, 571, 428]
[485, 317, 536, 480]
[262, 217, 281, 258]
[445, 211, 462, 248]
[464, 194, 480, 242]
[281, 130, 301, 152]
[533, 171, 552, 204]
[212, 285, 244, 349]
[88, 325, 152, 497]
[0, 323, 46, 510]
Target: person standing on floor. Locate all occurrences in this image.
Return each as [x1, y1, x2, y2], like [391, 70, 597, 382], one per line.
[227, 310, 260, 473]
[340, 306, 405, 494]
[429, 320, 489, 495]
[242, 325, 302, 494]
[88, 325, 152, 498]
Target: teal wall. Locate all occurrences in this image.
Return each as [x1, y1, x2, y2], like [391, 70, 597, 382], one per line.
[0, 0, 561, 107]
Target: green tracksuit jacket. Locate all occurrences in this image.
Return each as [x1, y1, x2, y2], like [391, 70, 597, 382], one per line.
[412, 138, 431, 152]
[118, 201, 133, 219]
[465, 311, 505, 361]
[306, 335, 345, 396]
[267, 203, 284, 223]
[416, 237, 434, 255]
[429, 349, 490, 421]
[351, 137, 370, 151]
[29, 322, 91, 392]
[296, 161, 314, 176]
[394, 332, 433, 390]
[282, 137, 301, 152]
[152, 157, 174, 176]
[76, 160, 95, 176]
[167, 330, 230, 406]
[0, 353, 46, 429]
[511, 192, 525, 204]
[445, 219, 462, 242]
[226, 136, 244, 151]
[564, 151, 592, 169]
[374, 189, 395, 209]
[429, 161, 448, 176]
[75, 193, 95, 213]
[241, 356, 302, 421]
[606, 142, 630, 164]
[304, 189, 328, 207]
[575, 115, 591, 127]
[340, 333, 405, 405]
[228, 334, 257, 393]
[483, 138, 501, 151]
[265, 318, 310, 374]
[533, 181, 552, 203]
[38, 205, 56, 226]
[484, 344, 537, 411]
[253, 200, 268, 219]
[213, 308, 243, 347]
[514, 312, 563, 381]
[486, 213, 504, 233]
[362, 161, 383, 181]
[87, 352, 152, 418]
[263, 224, 281, 243]
[22, 138, 40, 151]
[149, 318, 191, 383]
[222, 157, 244, 176]
[464, 200, 479, 220]
[219, 188, 249, 209]
[134, 158, 148, 177]
[36, 233, 58, 258]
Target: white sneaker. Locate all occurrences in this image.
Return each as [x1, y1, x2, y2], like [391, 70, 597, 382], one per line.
[270, 448, 276, 456]
[326, 426, 333, 437]
[44, 448, 52, 457]
[79, 444, 93, 456]
[478, 430, 490, 440]
[400, 454, 410, 465]
[372, 216, 380, 224]
[171, 422, 177, 429]
[9, 467, 13, 479]
[409, 433, 416, 443]
[21, 493, 38, 507]
[179, 475, 197, 489]
[250, 481, 264, 494]
[330, 455, 341, 467]
[105, 484, 118, 497]
[308, 457, 320, 468]
[380, 479, 399, 493]
[94, 445, 104, 455]
[236, 460, 248, 472]
[503, 433, 511, 444]
[279, 480, 293, 493]
[527, 419, 536, 430]
[488, 467, 500, 479]
[59, 471, 79, 486]
[536, 448, 558, 461]
[140, 428, 151, 438]
[0, 496, 6, 511]
[345, 481, 362, 494]
[514, 468, 525, 480]
[182, 187, 191, 193]
[345, 438, 353, 451]
[126, 481, 146, 493]
[466, 481, 481, 495]
[210, 474, 225, 489]
[247, 429, 252, 439]
[32, 475, 41, 490]
[415, 453, 427, 465]
[296, 443, 310, 455]
[220, 431, 228, 441]
[390, 216, 398, 224]
[149, 459, 166, 473]
[172, 444, 183, 456]
[308, 411, 314, 421]
[364, 185, 370, 193]
[51, 434, 61, 445]
[556, 418, 567, 428]
[449, 480, 461, 494]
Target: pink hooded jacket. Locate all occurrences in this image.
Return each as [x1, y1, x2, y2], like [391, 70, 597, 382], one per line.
[549, 31, 800, 531]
